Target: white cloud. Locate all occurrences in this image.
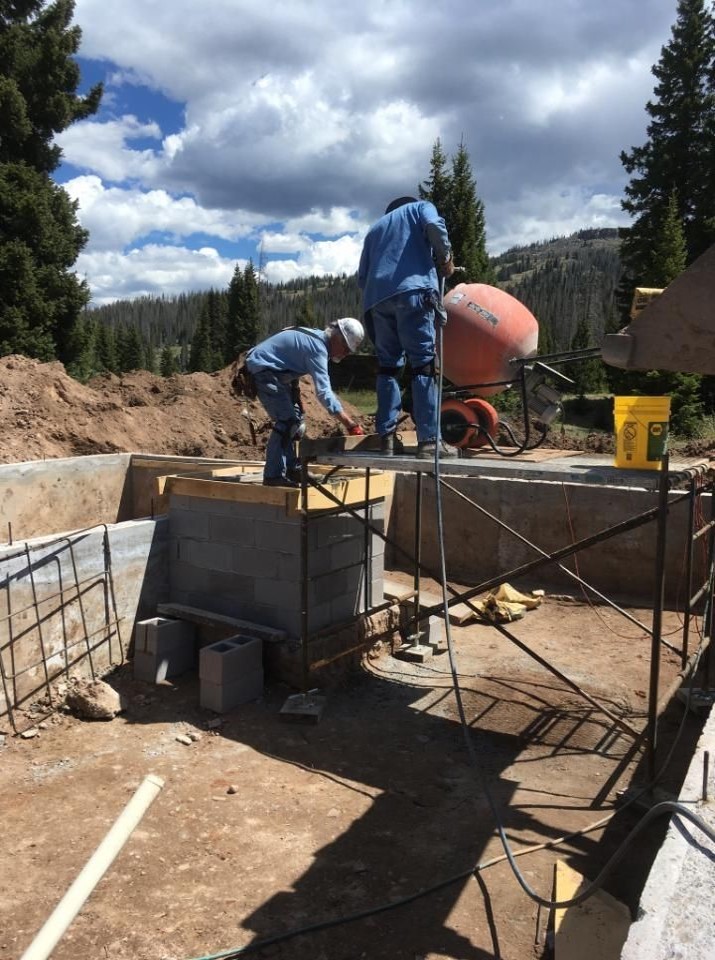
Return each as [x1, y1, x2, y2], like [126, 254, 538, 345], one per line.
[490, 187, 627, 253]
[63, 176, 267, 251]
[262, 235, 364, 285]
[61, 0, 681, 302]
[78, 244, 238, 305]
[57, 115, 163, 182]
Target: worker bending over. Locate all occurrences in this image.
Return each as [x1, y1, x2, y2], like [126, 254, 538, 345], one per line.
[358, 196, 457, 458]
[245, 319, 365, 487]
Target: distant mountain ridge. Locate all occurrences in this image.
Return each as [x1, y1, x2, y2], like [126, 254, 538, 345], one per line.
[89, 228, 622, 357]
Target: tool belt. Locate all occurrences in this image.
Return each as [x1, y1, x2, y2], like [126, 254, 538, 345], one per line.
[230, 360, 258, 400]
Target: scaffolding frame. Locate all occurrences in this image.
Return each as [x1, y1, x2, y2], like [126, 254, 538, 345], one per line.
[296, 449, 715, 775]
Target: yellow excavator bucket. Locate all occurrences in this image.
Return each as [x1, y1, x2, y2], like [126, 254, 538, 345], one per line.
[629, 287, 664, 319]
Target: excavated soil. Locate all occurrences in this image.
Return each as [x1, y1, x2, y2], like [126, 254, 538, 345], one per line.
[0, 355, 368, 466]
[0, 354, 710, 463]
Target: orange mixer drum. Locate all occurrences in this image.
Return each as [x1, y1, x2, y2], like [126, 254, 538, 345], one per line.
[441, 283, 539, 397]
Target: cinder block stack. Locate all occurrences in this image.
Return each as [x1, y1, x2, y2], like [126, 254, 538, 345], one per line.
[199, 635, 263, 713]
[168, 494, 385, 637]
[133, 616, 196, 683]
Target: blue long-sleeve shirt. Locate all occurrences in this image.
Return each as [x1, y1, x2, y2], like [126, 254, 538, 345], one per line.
[358, 200, 452, 311]
[245, 328, 343, 416]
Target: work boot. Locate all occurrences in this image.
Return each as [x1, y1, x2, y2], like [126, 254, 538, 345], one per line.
[416, 440, 459, 459]
[286, 467, 322, 484]
[380, 432, 404, 456]
[263, 476, 300, 488]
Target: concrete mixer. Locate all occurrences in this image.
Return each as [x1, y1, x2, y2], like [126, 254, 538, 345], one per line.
[438, 283, 564, 451]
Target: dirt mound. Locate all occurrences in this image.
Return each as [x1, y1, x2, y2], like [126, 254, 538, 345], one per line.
[0, 355, 369, 465]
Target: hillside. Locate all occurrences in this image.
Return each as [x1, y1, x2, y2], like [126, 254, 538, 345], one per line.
[87, 229, 622, 361]
[492, 228, 621, 350]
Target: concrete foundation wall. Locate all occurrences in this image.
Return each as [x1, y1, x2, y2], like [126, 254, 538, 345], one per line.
[387, 474, 703, 603]
[0, 453, 266, 545]
[0, 517, 169, 720]
[0, 454, 133, 543]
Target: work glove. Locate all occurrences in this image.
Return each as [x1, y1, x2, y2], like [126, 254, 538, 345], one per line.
[427, 288, 448, 327]
[348, 424, 365, 436]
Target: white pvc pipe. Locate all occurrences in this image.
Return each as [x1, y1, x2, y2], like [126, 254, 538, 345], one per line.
[19, 773, 165, 960]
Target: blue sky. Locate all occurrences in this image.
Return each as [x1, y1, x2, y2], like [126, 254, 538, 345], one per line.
[54, 0, 681, 305]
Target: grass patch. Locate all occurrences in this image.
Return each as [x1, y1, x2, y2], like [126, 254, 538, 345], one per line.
[341, 388, 377, 417]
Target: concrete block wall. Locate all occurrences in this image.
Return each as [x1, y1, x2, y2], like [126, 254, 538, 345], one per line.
[168, 493, 385, 638]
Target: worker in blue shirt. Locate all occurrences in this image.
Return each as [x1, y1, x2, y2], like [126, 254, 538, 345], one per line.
[245, 318, 365, 487]
[358, 197, 457, 458]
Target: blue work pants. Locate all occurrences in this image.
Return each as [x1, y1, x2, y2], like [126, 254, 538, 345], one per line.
[252, 369, 302, 481]
[368, 290, 439, 442]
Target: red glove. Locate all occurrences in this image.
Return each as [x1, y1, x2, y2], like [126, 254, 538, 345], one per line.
[348, 424, 365, 436]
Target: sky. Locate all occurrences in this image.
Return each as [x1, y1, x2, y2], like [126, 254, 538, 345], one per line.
[55, 0, 681, 306]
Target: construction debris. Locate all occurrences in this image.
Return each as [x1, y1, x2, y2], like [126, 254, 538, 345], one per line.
[65, 679, 122, 721]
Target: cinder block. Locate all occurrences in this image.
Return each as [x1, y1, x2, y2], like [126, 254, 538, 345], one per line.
[200, 669, 264, 713]
[168, 507, 210, 540]
[310, 568, 349, 605]
[208, 514, 256, 545]
[255, 577, 302, 609]
[133, 617, 196, 682]
[171, 494, 291, 522]
[199, 635, 263, 684]
[330, 536, 365, 570]
[135, 617, 195, 655]
[187, 540, 234, 572]
[257, 521, 301, 554]
[169, 555, 212, 594]
[231, 546, 280, 578]
[420, 615, 445, 649]
[206, 569, 256, 601]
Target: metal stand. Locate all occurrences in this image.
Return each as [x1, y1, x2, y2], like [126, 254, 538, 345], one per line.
[299, 445, 715, 767]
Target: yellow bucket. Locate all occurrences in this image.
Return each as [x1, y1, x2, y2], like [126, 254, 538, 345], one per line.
[613, 396, 671, 470]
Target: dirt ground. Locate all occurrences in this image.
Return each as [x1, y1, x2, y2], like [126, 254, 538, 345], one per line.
[0, 355, 367, 467]
[0, 579, 705, 960]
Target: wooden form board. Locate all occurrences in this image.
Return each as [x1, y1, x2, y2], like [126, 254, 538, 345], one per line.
[552, 860, 630, 960]
[155, 467, 393, 516]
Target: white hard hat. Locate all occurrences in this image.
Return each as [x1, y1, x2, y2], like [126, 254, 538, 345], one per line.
[336, 317, 364, 353]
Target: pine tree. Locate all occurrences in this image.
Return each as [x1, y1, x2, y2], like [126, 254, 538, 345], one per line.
[117, 323, 144, 372]
[189, 306, 214, 372]
[418, 138, 452, 216]
[620, 0, 715, 276]
[420, 139, 495, 285]
[651, 189, 688, 282]
[448, 140, 494, 284]
[95, 321, 117, 373]
[235, 261, 260, 354]
[0, 0, 102, 363]
[295, 292, 317, 328]
[568, 316, 604, 399]
[160, 344, 178, 377]
[225, 264, 244, 361]
[205, 288, 227, 368]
